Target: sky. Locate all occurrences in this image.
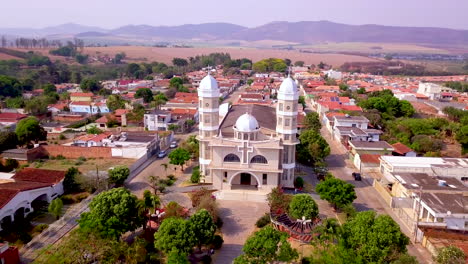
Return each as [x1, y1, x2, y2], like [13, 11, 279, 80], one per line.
[2, 0, 468, 30]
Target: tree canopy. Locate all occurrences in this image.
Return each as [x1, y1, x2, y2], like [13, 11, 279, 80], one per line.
[168, 148, 191, 170]
[80, 78, 101, 92]
[15, 117, 47, 146]
[342, 211, 409, 263]
[316, 176, 357, 209]
[78, 188, 143, 239]
[434, 245, 466, 264]
[252, 58, 288, 73]
[288, 194, 319, 220]
[106, 94, 127, 111]
[234, 226, 298, 264]
[108, 166, 130, 186]
[188, 209, 216, 249]
[63, 167, 80, 193]
[0, 131, 18, 152]
[297, 129, 330, 165]
[135, 88, 153, 103]
[154, 217, 196, 254]
[303, 112, 322, 132]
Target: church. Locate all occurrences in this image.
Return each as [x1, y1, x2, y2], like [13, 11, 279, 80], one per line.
[197, 73, 299, 198]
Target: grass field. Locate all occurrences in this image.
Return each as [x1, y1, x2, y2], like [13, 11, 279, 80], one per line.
[295, 42, 455, 54]
[32, 157, 136, 175]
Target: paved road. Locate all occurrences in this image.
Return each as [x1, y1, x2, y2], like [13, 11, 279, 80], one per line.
[19, 195, 94, 263]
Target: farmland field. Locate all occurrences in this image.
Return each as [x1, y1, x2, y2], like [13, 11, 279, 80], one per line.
[294, 42, 457, 54]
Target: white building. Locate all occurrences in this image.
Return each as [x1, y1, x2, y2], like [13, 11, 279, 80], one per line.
[324, 69, 343, 80]
[417, 82, 453, 100]
[144, 110, 172, 131]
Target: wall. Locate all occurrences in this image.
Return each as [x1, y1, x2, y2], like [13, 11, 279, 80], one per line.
[373, 179, 393, 206]
[111, 147, 147, 159]
[41, 145, 112, 159]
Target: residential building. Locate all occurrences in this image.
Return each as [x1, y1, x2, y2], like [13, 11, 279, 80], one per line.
[144, 110, 172, 131]
[392, 142, 417, 157]
[417, 83, 453, 100]
[0, 113, 27, 126]
[70, 92, 93, 102]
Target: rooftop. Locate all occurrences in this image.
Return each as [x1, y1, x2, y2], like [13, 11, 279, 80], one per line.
[334, 115, 369, 122]
[392, 142, 414, 155]
[380, 156, 468, 169]
[393, 172, 468, 192]
[220, 104, 276, 132]
[349, 140, 394, 150]
[13, 168, 66, 184]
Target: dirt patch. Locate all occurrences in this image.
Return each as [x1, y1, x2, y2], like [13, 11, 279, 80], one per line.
[32, 157, 136, 173]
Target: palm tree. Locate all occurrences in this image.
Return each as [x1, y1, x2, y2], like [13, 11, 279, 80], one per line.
[148, 175, 160, 195]
[161, 163, 168, 177]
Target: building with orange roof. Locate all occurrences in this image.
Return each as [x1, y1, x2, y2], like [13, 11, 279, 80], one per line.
[391, 142, 416, 157]
[70, 92, 93, 102]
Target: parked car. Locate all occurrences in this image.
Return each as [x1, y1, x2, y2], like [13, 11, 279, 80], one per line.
[170, 141, 177, 148]
[158, 150, 167, 158]
[352, 172, 362, 181]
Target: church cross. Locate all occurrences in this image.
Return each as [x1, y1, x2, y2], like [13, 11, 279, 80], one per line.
[238, 141, 253, 164]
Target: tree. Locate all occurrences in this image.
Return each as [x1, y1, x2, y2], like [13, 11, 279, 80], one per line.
[63, 167, 80, 193]
[189, 209, 216, 250]
[288, 194, 318, 220]
[166, 250, 190, 264]
[191, 166, 200, 183]
[86, 125, 102, 134]
[80, 79, 101, 92]
[283, 58, 291, 66]
[293, 177, 304, 189]
[318, 61, 326, 69]
[172, 58, 188, 67]
[252, 58, 287, 72]
[75, 53, 89, 64]
[267, 187, 292, 213]
[15, 117, 47, 146]
[78, 188, 143, 239]
[168, 148, 191, 171]
[106, 94, 127, 111]
[297, 129, 330, 165]
[298, 95, 306, 109]
[0, 131, 18, 152]
[168, 124, 180, 131]
[180, 135, 199, 159]
[154, 217, 196, 254]
[434, 245, 466, 264]
[316, 176, 357, 209]
[142, 190, 160, 214]
[234, 226, 298, 264]
[48, 198, 63, 219]
[0, 75, 22, 97]
[108, 166, 130, 186]
[294, 61, 304, 67]
[169, 77, 183, 88]
[135, 88, 153, 103]
[342, 211, 409, 263]
[456, 125, 468, 154]
[42, 83, 57, 95]
[303, 112, 321, 132]
[392, 253, 418, 264]
[114, 52, 126, 64]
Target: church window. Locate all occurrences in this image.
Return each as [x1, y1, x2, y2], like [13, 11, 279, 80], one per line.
[286, 105, 291, 110]
[278, 117, 282, 125]
[262, 174, 267, 185]
[224, 172, 228, 179]
[279, 103, 283, 111]
[205, 103, 209, 107]
[243, 134, 248, 140]
[285, 118, 290, 126]
[284, 134, 290, 141]
[205, 115, 211, 124]
[293, 104, 298, 111]
[293, 117, 296, 123]
[251, 155, 268, 164]
[224, 153, 240, 162]
[283, 147, 289, 163]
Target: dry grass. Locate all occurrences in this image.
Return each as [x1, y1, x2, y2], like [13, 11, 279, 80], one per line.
[75, 46, 379, 65]
[33, 157, 136, 174]
[0, 53, 23, 60]
[297, 42, 452, 54]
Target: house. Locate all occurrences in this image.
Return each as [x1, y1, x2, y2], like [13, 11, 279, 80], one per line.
[333, 115, 369, 130]
[70, 92, 93, 102]
[170, 108, 199, 122]
[417, 83, 453, 100]
[349, 141, 394, 170]
[47, 102, 69, 115]
[379, 156, 468, 184]
[0, 168, 65, 231]
[73, 132, 111, 147]
[324, 69, 343, 80]
[144, 110, 172, 131]
[392, 142, 417, 157]
[69, 102, 109, 114]
[1, 147, 47, 163]
[0, 113, 27, 126]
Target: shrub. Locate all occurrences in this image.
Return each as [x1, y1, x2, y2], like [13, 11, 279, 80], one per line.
[56, 155, 65, 160]
[211, 235, 224, 250]
[75, 192, 90, 202]
[294, 177, 304, 189]
[33, 224, 49, 233]
[267, 187, 292, 213]
[167, 174, 176, 181]
[77, 156, 87, 162]
[191, 166, 200, 183]
[61, 194, 77, 204]
[190, 188, 213, 207]
[4, 158, 19, 171]
[255, 213, 271, 228]
[58, 134, 66, 140]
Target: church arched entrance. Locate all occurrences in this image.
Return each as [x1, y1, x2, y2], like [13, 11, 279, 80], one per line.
[229, 172, 259, 190]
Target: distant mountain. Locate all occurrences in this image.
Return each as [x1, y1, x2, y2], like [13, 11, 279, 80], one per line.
[109, 23, 247, 39]
[1, 21, 467, 46]
[230, 21, 468, 45]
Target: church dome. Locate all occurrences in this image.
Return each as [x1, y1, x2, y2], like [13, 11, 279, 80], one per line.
[279, 76, 298, 94]
[199, 73, 218, 91]
[234, 113, 259, 132]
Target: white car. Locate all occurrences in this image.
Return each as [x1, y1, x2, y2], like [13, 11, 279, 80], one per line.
[170, 141, 178, 148]
[158, 150, 167, 158]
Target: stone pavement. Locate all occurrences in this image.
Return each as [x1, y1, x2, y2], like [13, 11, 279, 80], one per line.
[213, 200, 268, 264]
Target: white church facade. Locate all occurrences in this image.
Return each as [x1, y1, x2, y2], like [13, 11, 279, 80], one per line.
[197, 73, 299, 196]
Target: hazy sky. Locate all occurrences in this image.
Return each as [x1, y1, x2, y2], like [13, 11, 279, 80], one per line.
[2, 0, 468, 29]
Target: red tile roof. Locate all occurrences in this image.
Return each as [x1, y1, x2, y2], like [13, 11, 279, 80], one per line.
[13, 168, 66, 184]
[70, 92, 93, 97]
[0, 189, 19, 209]
[392, 142, 413, 155]
[360, 154, 381, 164]
[170, 109, 198, 115]
[0, 113, 27, 122]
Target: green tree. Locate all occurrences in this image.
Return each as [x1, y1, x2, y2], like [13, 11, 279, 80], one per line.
[134, 88, 153, 103]
[78, 188, 143, 239]
[168, 148, 191, 170]
[48, 198, 63, 219]
[288, 194, 319, 220]
[342, 211, 409, 263]
[294, 61, 305, 67]
[166, 250, 190, 264]
[108, 166, 130, 186]
[0, 131, 18, 152]
[456, 125, 468, 154]
[80, 79, 101, 92]
[189, 209, 216, 250]
[169, 77, 184, 88]
[172, 58, 188, 67]
[86, 125, 102, 134]
[434, 245, 465, 264]
[252, 58, 287, 73]
[154, 217, 196, 254]
[42, 83, 57, 95]
[267, 187, 292, 213]
[297, 129, 330, 165]
[0, 75, 22, 97]
[303, 112, 322, 132]
[316, 176, 357, 209]
[15, 117, 47, 146]
[106, 94, 127, 111]
[234, 226, 298, 264]
[75, 53, 88, 64]
[391, 253, 418, 264]
[114, 52, 126, 64]
[63, 167, 80, 193]
[191, 166, 200, 183]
